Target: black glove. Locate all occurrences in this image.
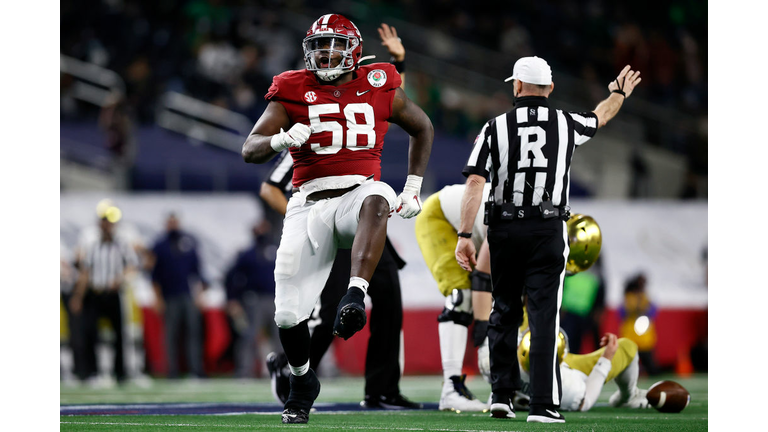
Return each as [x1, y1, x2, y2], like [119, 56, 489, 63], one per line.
[333, 287, 367, 340]
[472, 320, 489, 347]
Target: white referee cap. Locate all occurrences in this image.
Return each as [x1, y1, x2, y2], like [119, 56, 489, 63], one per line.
[504, 56, 552, 85]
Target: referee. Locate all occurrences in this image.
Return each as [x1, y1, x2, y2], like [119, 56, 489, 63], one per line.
[69, 209, 139, 384]
[455, 57, 641, 423]
[260, 150, 421, 409]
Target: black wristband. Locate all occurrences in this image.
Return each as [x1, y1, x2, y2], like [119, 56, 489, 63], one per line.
[457, 232, 472, 238]
[391, 58, 405, 73]
[612, 89, 626, 98]
[472, 320, 489, 347]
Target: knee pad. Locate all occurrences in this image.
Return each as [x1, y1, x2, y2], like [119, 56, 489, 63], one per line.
[471, 270, 492, 293]
[437, 289, 473, 327]
[274, 283, 301, 328]
[274, 311, 299, 328]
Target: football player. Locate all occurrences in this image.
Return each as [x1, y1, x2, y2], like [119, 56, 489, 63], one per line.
[242, 14, 433, 424]
[414, 183, 495, 412]
[517, 330, 650, 412]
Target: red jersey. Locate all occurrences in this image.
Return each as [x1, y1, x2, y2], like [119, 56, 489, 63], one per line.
[265, 63, 401, 187]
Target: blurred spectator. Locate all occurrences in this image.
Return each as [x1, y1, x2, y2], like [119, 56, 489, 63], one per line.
[618, 273, 659, 375]
[498, 17, 533, 57]
[99, 91, 135, 190]
[123, 56, 156, 124]
[149, 213, 208, 379]
[559, 258, 606, 354]
[224, 220, 280, 378]
[196, 31, 243, 85]
[628, 148, 650, 198]
[69, 209, 139, 385]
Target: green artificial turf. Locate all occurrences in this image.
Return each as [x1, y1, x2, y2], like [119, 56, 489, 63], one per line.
[61, 374, 707, 431]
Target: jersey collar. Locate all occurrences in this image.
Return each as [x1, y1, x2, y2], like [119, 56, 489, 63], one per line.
[514, 96, 549, 107]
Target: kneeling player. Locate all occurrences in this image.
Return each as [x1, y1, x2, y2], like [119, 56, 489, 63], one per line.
[414, 183, 492, 412]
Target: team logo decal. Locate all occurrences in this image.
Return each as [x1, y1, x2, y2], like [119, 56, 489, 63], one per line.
[304, 91, 318, 103]
[367, 69, 387, 87]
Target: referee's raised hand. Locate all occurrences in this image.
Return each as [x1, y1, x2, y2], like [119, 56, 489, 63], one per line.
[608, 65, 642, 98]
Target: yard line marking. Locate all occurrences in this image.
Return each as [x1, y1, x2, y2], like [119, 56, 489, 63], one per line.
[61, 422, 513, 431]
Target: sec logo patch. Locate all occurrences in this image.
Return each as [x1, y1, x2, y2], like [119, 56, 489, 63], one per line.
[367, 69, 387, 87]
[304, 91, 317, 103]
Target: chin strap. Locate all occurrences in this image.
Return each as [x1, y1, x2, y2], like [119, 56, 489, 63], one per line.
[358, 55, 376, 63]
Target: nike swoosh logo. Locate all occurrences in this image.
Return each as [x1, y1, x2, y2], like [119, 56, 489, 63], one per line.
[283, 414, 297, 418]
[546, 409, 560, 418]
[356, 90, 370, 96]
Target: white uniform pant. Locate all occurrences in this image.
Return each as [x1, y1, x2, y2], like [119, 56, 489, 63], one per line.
[273, 180, 396, 328]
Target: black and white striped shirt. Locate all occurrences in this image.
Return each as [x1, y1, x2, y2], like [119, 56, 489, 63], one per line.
[463, 96, 597, 208]
[266, 150, 294, 194]
[81, 236, 139, 291]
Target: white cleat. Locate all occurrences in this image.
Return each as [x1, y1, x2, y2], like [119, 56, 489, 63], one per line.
[609, 388, 650, 408]
[438, 375, 489, 412]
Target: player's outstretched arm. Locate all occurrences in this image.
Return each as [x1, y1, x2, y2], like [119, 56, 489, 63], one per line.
[388, 87, 433, 218]
[593, 65, 641, 128]
[242, 101, 307, 164]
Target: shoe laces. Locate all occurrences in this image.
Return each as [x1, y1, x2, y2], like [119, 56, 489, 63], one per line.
[450, 375, 476, 400]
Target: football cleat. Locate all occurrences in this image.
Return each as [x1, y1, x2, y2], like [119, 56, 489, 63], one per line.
[281, 408, 309, 424]
[439, 375, 488, 412]
[610, 388, 651, 409]
[283, 369, 321, 423]
[333, 287, 367, 340]
[527, 405, 565, 423]
[361, 394, 423, 410]
[266, 352, 290, 404]
[512, 390, 531, 411]
[489, 393, 516, 419]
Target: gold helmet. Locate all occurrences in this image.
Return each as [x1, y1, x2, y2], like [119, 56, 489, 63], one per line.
[517, 328, 569, 373]
[566, 214, 602, 275]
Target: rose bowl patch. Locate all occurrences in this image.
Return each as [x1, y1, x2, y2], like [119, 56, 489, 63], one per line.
[367, 69, 387, 87]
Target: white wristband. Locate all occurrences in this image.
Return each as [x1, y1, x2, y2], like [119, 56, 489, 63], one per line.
[594, 357, 612, 377]
[403, 175, 423, 192]
[270, 129, 287, 152]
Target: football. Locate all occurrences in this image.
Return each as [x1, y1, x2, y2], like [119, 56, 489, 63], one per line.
[646, 380, 691, 413]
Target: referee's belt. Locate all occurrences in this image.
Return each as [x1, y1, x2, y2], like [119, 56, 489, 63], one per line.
[485, 202, 568, 222]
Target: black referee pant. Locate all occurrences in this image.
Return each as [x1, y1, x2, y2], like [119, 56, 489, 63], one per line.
[486, 217, 567, 408]
[79, 289, 126, 381]
[310, 244, 403, 398]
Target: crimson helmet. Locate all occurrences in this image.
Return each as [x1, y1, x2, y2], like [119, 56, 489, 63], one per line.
[303, 14, 363, 81]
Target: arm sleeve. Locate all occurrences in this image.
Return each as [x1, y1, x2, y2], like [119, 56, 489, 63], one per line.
[462, 121, 493, 178]
[580, 356, 612, 411]
[564, 111, 598, 146]
[266, 150, 294, 192]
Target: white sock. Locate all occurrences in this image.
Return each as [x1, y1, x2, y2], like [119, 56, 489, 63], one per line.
[349, 277, 369, 295]
[289, 360, 310, 377]
[438, 321, 467, 383]
[615, 354, 640, 398]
